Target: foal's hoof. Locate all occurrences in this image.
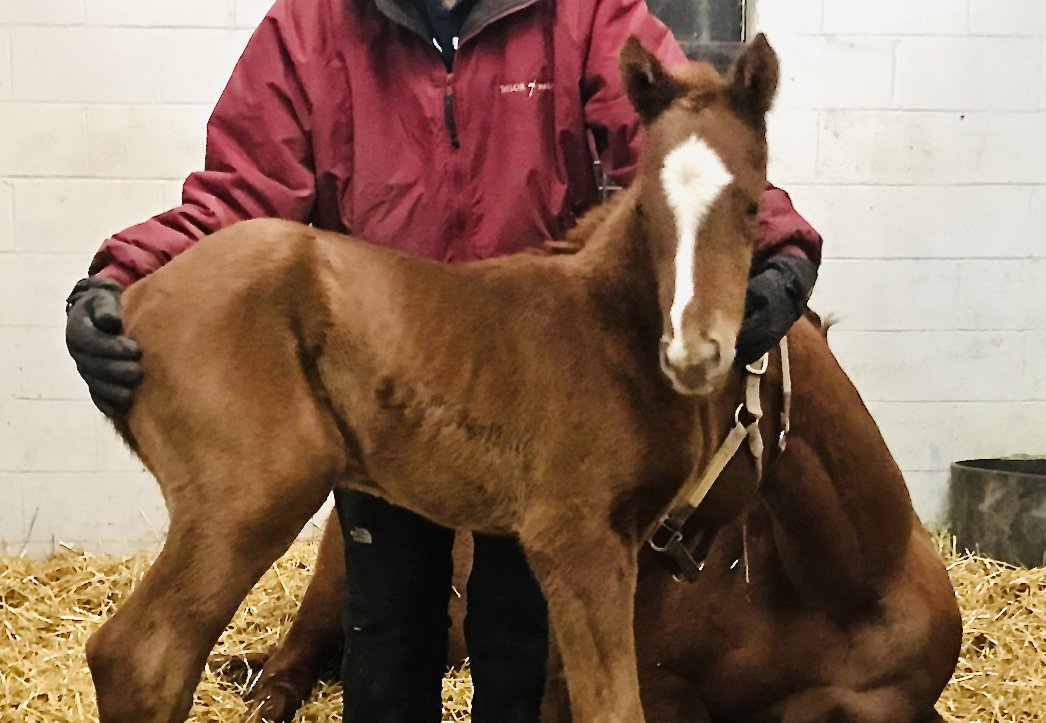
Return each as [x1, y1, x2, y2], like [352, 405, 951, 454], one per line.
[242, 680, 304, 723]
[211, 652, 272, 688]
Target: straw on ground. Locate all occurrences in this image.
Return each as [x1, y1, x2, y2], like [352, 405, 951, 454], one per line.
[0, 535, 1042, 722]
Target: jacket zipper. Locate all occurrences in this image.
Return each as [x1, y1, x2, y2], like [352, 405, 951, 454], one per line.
[443, 80, 461, 149]
[442, 72, 467, 258]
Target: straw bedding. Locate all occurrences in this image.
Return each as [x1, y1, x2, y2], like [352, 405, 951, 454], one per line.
[1, 535, 1043, 722]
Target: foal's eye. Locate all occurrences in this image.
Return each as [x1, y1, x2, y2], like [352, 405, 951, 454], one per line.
[746, 203, 759, 217]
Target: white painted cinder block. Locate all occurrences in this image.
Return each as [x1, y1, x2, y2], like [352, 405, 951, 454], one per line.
[95, 427, 146, 475]
[814, 259, 1043, 333]
[817, 111, 964, 185]
[955, 260, 1046, 332]
[894, 37, 1041, 111]
[0, 475, 25, 544]
[751, 0, 822, 36]
[0, 254, 86, 328]
[969, 0, 1046, 36]
[11, 28, 163, 103]
[1, 0, 1044, 551]
[1026, 333, 1046, 400]
[0, 328, 19, 401]
[0, 30, 11, 101]
[13, 179, 166, 255]
[869, 401, 1046, 474]
[822, 0, 969, 36]
[765, 109, 819, 184]
[772, 36, 895, 110]
[1041, 42, 1046, 108]
[819, 110, 1046, 185]
[85, 0, 237, 28]
[959, 112, 1046, 184]
[813, 259, 962, 331]
[0, 400, 99, 473]
[0, 0, 85, 25]
[86, 104, 210, 180]
[0, 104, 89, 177]
[866, 402, 956, 473]
[235, 0, 275, 29]
[158, 29, 252, 105]
[19, 471, 166, 545]
[904, 471, 949, 525]
[786, 185, 1037, 260]
[11, 327, 89, 402]
[161, 181, 187, 212]
[828, 331, 1025, 403]
[0, 181, 12, 251]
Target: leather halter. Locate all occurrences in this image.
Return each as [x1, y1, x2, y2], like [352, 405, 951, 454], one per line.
[648, 338, 792, 582]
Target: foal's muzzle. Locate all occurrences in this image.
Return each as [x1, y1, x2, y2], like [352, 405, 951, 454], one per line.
[659, 334, 735, 395]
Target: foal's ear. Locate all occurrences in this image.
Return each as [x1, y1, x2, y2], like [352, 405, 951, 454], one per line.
[620, 36, 683, 125]
[728, 34, 779, 123]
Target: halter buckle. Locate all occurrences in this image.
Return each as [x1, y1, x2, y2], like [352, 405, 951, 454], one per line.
[648, 516, 683, 553]
[648, 515, 702, 583]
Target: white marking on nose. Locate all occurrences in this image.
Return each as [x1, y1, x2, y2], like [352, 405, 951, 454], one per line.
[661, 135, 733, 350]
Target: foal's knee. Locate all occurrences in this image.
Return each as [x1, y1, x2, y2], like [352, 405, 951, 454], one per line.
[87, 618, 193, 723]
[87, 623, 139, 721]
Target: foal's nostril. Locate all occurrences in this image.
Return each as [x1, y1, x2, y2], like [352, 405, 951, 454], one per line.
[705, 339, 723, 367]
[658, 338, 672, 374]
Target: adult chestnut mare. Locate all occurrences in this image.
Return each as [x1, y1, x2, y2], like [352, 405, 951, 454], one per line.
[87, 36, 780, 723]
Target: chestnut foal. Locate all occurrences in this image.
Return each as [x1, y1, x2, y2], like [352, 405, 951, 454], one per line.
[86, 36, 778, 722]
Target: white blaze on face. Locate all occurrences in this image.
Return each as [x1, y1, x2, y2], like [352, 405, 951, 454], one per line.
[660, 134, 734, 367]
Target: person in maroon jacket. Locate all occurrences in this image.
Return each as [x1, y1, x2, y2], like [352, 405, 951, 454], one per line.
[65, 0, 822, 721]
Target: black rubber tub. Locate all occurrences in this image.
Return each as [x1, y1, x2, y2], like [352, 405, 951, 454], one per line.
[950, 458, 1046, 567]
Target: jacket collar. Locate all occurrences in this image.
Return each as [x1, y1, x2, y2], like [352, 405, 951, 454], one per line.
[373, 0, 542, 45]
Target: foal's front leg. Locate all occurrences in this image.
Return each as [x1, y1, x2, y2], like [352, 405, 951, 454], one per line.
[522, 519, 644, 723]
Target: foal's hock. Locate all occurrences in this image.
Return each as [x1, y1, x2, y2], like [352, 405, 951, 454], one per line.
[86, 36, 779, 722]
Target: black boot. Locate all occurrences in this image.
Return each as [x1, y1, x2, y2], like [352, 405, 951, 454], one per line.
[466, 533, 550, 723]
[334, 489, 455, 723]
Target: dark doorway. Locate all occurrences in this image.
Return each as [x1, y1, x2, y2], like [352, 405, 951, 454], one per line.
[648, 0, 745, 68]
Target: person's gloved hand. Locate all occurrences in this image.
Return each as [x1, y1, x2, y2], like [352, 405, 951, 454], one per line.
[735, 255, 817, 367]
[65, 276, 142, 416]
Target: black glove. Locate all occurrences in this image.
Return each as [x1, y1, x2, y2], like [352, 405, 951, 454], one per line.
[735, 255, 817, 367]
[65, 276, 142, 416]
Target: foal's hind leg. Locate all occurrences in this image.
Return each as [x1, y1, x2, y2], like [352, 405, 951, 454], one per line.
[522, 518, 644, 723]
[87, 467, 335, 723]
[87, 393, 345, 723]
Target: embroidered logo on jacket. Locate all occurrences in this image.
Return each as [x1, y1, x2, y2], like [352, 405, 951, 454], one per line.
[500, 80, 555, 97]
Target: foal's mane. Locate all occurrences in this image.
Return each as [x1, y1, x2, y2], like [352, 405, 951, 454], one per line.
[527, 191, 630, 257]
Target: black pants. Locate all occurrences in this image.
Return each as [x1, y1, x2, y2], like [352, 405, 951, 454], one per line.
[334, 489, 549, 723]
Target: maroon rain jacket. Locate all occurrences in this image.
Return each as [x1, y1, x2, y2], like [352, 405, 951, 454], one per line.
[90, 0, 821, 285]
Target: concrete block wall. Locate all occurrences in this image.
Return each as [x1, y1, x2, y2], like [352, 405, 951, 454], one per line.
[0, 0, 279, 556]
[755, 0, 1046, 521]
[0, 0, 1042, 553]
